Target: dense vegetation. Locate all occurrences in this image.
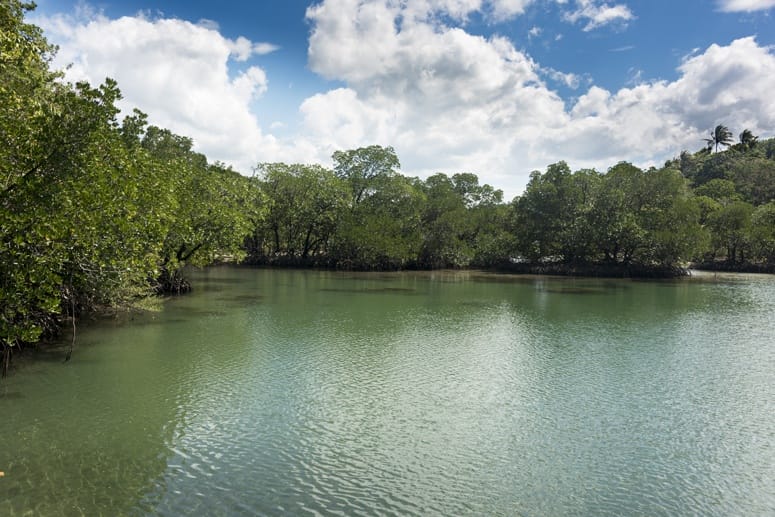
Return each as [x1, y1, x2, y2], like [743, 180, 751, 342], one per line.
[1, 1, 774, 372]
[1, 2, 257, 373]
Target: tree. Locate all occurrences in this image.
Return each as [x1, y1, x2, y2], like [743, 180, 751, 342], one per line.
[750, 202, 775, 263]
[704, 125, 734, 153]
[588, 162, 643, 263]
[141, 130, 253, 291]
[418, 173, 472, 268]
[635, 167, 704, 265]
[739, 129, 758, 151]
[1, 1, 174, 370]
[250, 163, 347, 264]
[332, 145, 400, 205]
[451, 172, 503, 208]
[328, 146, 425, 269]
[449, 173, 509, 267]
[708, 201, 754, 264]
[727, 157, 775, 206]
[331, 173, 424, 270]
[1, 2, 261, 371]
[694, 179, 741, 205]
[512, 162, 598, 264]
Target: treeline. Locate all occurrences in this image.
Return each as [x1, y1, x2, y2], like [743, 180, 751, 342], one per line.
[245, 140, 775, 273]
[2, 2, 774, 371]
[245, 149, 509, 270]
[510, 143, 775, 272]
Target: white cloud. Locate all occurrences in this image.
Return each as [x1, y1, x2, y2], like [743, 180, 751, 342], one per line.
[717, 0, 775, 12]
[34, 2, 775, 199]
[563, 0, 635, 31]
[253, 42, 281, 55]
[304, 0, 775, 197]
[397, 0, 537, 23]
[541, 66, 583, 88]
[226, 38, 279, 61]
[547, 36, 775, 164]
[304, 0, 567, 192]
[196, 18, 219, 31]
[34, 10, 303, 173]
[489, 0, 537, 19]
[227, 36, 257, 61]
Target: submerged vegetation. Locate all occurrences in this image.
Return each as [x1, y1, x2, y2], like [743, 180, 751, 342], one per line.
[1, 1, 774, 371]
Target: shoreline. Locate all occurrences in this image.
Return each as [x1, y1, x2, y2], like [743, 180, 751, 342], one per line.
[240, 259, 775, 278]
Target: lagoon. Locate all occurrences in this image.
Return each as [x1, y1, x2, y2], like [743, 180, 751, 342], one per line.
[1, 267, 774, 516]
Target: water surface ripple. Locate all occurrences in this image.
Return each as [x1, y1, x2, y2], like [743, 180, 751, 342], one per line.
[1, 268, 774, 516]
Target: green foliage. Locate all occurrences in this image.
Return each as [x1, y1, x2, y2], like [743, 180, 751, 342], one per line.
[415, 172, 505, 268]
[333, 144, 400, 205]
[248, 162, 347, 263]
[677, 133, 775, 266]
[245, 156, 507, 270]
[512, 162, 600, 263]
[707, 201, 754, 263]
[739, 129, 758, 151]
[1, 1, 161, 358]
[418, 173, 476, 267]
[587, 162, 643, 263]
[636, 168, 703, 265]
[704, 124, 734, 153]
[332, 170, 424, 270]
[511, 162, 705, 267]
[694, 179, 741, 204]
[750, 202, 775, 263]
[680, 135, 775, 205]
[727, 157, 775, 206]
[1, 2, 258, 371]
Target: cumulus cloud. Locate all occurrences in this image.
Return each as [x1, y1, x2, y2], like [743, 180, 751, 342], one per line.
[304, 0, 567, 188]
[225, 39, 280, 61]
[489, 0, 538, 19]
[34, 10, 299, 173]
[563, 0, 635, 31]
[34, 1, 775, 198]
[322, 0, 538, 28]
[717, 0, 775, 12]
[542, 36, 775, 165]
[540, 66, 583, 88]
[304, 0, 775, 197]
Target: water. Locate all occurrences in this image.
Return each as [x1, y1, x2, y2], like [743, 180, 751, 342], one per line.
[1, 267, 773, 516]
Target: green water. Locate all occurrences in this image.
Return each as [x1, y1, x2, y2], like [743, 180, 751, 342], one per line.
[1, 267, 774, 516]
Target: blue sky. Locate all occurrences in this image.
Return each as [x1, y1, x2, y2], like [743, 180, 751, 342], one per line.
[33, 0, 775, 197]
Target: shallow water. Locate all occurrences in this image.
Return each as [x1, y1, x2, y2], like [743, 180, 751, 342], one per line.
[1, 267, 774, 516]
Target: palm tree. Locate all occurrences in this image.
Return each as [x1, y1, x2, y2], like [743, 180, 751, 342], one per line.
[739, 129, 758, 150]
[704, 124, 734, 153]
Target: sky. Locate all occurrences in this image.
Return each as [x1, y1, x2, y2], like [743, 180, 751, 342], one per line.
[31, 0, 775, 198]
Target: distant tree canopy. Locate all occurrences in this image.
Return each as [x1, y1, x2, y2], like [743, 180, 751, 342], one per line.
[1, 1, 774, 372]
[245, 148, 506, 270]
[244, 134, 774, 273]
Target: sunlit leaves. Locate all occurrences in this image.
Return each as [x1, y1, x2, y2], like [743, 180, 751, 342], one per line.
[250, 162, 347, 262]
[1, 1, 258, 363]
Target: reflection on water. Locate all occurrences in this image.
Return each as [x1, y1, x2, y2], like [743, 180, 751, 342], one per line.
[1, 267, 774, 516]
